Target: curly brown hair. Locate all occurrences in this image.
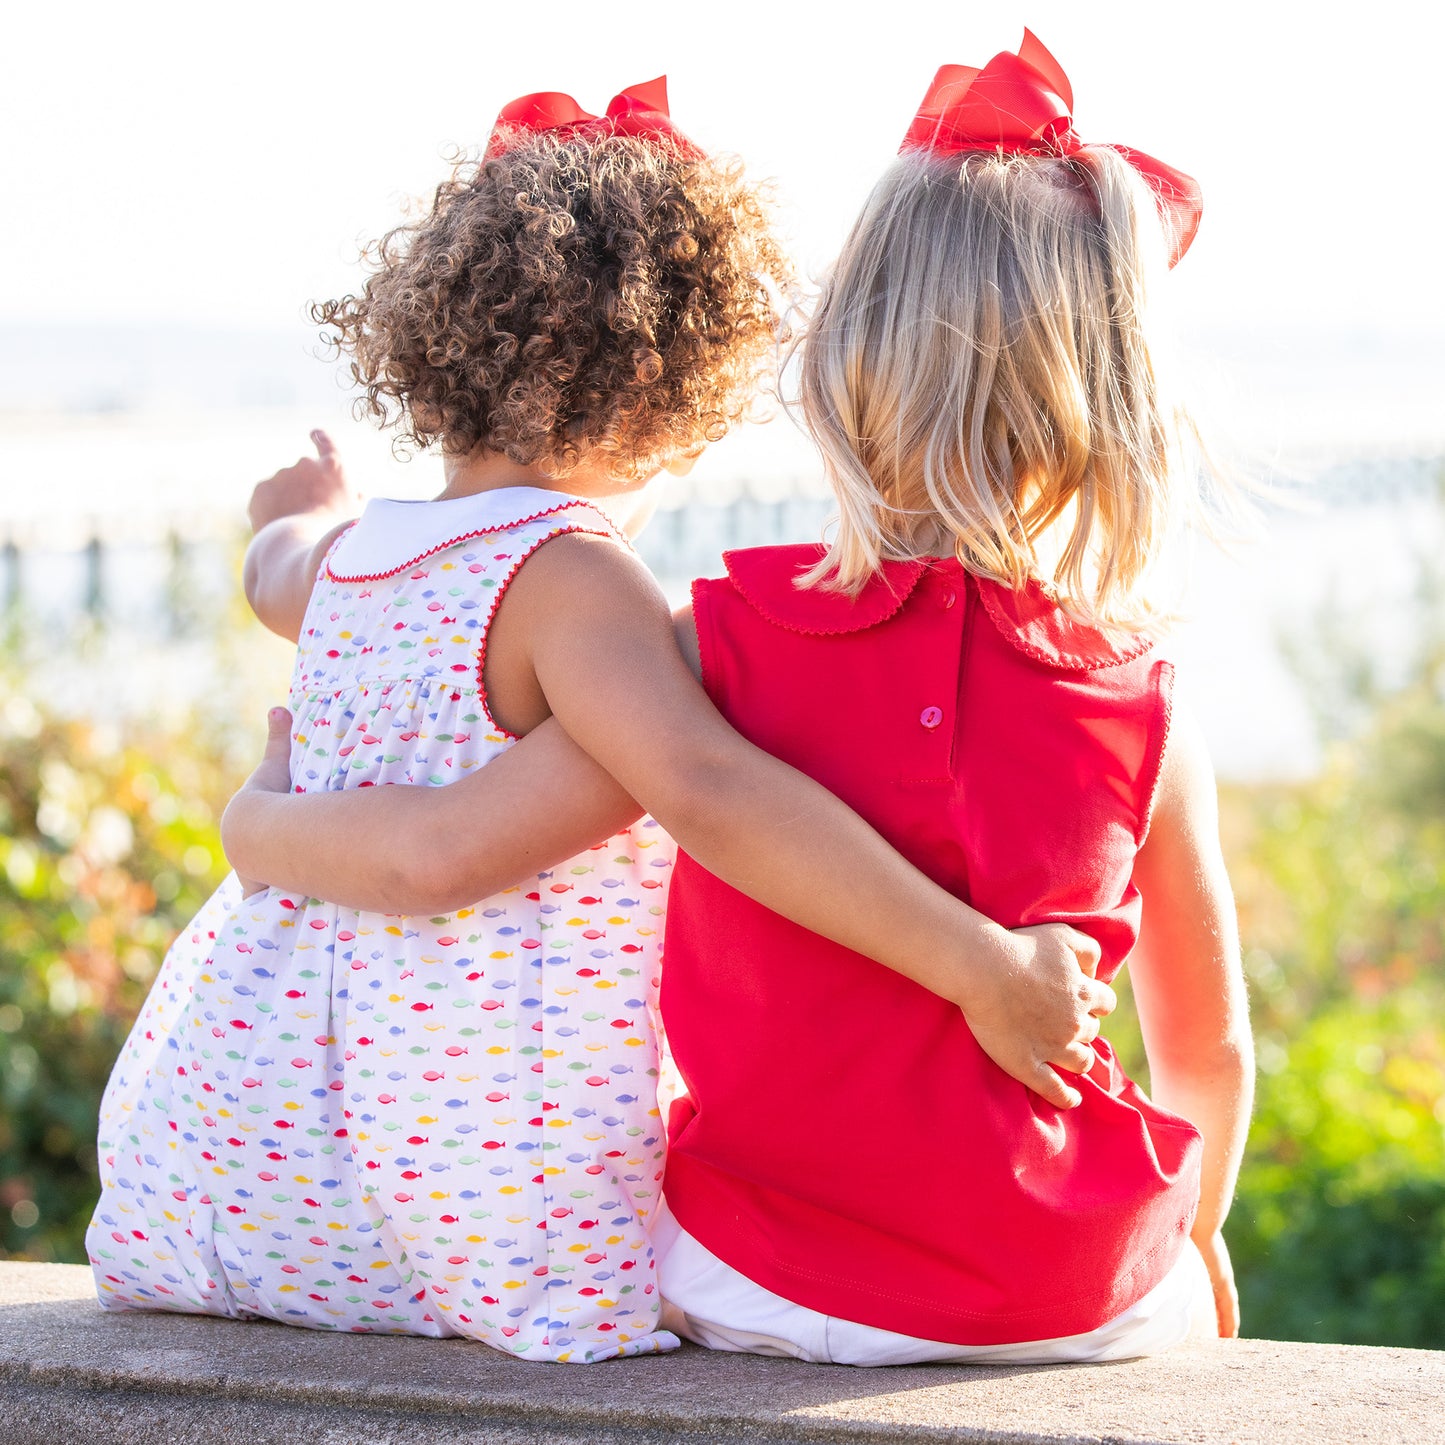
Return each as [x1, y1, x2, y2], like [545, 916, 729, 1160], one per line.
[312, 128, 790, 479]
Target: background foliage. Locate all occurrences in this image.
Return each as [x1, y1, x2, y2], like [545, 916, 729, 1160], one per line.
[0, 683, 233, 1263]
[0, 537, 1441, 1348]
[1109, 535, 1445, 1347]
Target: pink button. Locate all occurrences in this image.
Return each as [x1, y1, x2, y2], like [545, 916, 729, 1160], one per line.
[941, 587, 956, 609]
[920, 706, 944, 730]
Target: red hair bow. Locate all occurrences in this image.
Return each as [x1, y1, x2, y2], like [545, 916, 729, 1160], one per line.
[900, 30, 1201, 266]
[487, 76, 698, 158]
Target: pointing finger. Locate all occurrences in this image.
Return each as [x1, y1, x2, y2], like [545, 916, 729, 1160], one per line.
[310, 428, 339, 464]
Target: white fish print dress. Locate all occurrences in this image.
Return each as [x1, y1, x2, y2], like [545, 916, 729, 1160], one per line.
[88, 488, 678, 1362]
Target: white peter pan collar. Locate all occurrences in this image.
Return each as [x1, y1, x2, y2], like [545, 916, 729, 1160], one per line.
[326, 486, 599, 580]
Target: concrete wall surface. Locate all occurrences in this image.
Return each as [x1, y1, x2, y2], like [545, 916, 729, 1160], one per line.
[1, 1262, 1440, 1445]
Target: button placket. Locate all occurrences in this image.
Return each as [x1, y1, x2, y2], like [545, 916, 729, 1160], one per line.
[899, 573, 968, 783]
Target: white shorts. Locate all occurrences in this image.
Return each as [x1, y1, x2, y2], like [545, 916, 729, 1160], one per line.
[654, 1199, 1214, 1366]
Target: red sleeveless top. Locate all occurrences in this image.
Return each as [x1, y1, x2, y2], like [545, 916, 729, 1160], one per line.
[662, 545, 1203, 1345]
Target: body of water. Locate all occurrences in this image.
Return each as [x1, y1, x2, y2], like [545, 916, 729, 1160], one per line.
[2, 320, 1442, 782]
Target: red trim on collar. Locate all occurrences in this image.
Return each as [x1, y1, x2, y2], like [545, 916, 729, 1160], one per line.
[722, 546, 927, 636]
[974, 578, 1156, 671]
[325, 500, 626, 584]
[721, 543, 1155, 670]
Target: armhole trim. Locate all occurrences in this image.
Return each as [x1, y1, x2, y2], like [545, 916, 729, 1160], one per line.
[318, 522, 357, 582]
[1136, 658, 1176, 848]
[689, 576, 721, 709]
[474, 523, 623, 743]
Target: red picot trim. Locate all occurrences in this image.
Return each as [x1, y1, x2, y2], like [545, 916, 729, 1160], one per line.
[718, 543, 1156, 672]
[1135, 658, 1176, 847]
[473, 522, 626, 742]
[324, 499, 634, 584]
[974, 579, 1156, 672]
[721, 545, 927, 636]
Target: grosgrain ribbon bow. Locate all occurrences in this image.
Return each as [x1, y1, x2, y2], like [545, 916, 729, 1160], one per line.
[900, 30, 1202, 267]
[487, 76, 698, 157]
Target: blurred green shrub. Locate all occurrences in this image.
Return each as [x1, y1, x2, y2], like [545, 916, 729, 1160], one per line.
[1228, 994, 1445, 1346]
[0, 687, 232, 1262]
[1103, 555, 1445, 1346]
[1220, 652, 1445, 1348]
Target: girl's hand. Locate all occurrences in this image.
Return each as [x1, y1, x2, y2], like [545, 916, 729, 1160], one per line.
[966, 923, 1115, 1110]
[1193, 1227, 1240, 1337]
[247, 429, 356, 535]
[225, 707, 295, 898]
[242, 431, 358, 641]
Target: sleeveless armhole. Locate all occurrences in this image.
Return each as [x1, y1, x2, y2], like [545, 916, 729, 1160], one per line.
[317, 522, 357, 583]
[688, 575, 726, 710]
[1135, 658, 1176, 847]
[474, 518, 628, 743]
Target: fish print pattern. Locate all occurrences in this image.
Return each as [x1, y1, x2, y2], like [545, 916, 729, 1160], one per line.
[87, 495, 678, 1362]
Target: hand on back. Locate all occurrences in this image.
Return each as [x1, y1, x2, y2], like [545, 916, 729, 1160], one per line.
[966, 923, 1114, 1110]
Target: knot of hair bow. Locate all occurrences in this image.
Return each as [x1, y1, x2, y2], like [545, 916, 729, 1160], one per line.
[900, 30, 1202, 267]
[487, 76, 699, 158]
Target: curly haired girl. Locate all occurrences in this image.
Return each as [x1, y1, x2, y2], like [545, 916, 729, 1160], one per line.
[90, 78, 1107, 1364]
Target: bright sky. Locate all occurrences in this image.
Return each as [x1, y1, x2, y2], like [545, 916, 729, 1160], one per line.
[3, 0, 1442, 343]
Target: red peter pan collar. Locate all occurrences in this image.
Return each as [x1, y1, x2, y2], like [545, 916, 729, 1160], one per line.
[721, 545, 1155, 672]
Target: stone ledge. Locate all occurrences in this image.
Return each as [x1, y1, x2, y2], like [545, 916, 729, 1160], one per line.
[1, 1263, 1441, 1444]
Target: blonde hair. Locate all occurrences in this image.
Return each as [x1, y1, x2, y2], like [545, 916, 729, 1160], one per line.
[799, 146, 1207, 630]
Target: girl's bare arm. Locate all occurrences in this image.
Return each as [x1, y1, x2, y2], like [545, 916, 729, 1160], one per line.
[224, 531, 1115, 1108]
[242, 431, 357, 642]
[1128, 700, 1255, 1337]
[224, 709, 644, 908]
